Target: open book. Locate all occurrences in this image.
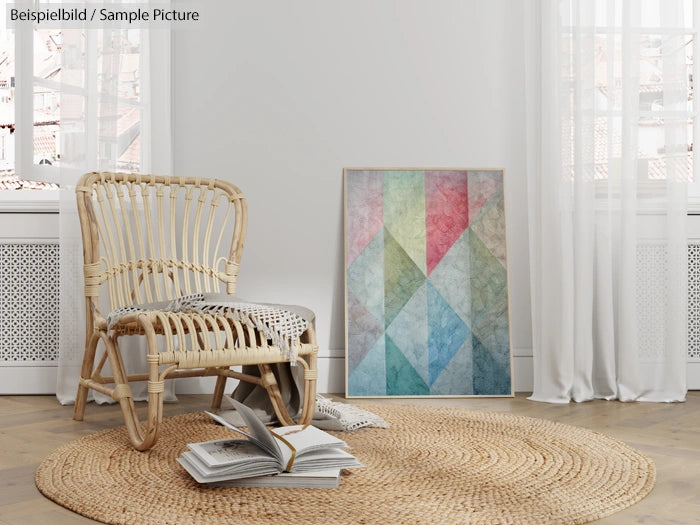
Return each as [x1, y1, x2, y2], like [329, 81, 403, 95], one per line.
[177, 398, 362, 485]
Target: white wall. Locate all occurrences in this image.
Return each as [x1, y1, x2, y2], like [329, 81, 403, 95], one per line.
[172, 0, 533, 393]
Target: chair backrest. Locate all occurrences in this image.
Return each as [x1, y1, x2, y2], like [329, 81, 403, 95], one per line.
[76, 172, 247, 313]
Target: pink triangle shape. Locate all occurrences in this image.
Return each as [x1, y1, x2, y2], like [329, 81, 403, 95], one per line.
[468, 171, 501, 224]
[425, 171, 469, 275]
[346, 171, 383, 266]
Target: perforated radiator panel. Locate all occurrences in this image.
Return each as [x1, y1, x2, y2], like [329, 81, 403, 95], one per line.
[688, 243, 700, 361]
[0, 242, 60, 364]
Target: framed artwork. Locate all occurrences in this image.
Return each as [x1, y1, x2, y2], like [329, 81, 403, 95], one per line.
[344, 168, 512, 397]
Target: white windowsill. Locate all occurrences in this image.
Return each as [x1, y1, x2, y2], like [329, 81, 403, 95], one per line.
[689, 196, 700, 214]
[0, 189, 699, 215]
[0, 190, 60, 212]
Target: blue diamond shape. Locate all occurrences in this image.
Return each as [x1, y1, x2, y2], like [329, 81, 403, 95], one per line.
[427, 282, 469, 386]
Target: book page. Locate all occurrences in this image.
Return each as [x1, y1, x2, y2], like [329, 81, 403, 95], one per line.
[207, 399, 283, 462]
[188, 438, 272, 468]
[272, 424, 348, 456]
[203, 412, 255, 442]
[229, 399, 285, 461]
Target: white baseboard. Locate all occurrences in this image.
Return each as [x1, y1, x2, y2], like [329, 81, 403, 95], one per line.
[0, 366, 58, 394]
[512, 355, 533, 393]
[688, 361, 700, 389]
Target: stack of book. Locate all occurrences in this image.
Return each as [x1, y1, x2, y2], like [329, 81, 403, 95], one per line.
[177, 399, 363, 489]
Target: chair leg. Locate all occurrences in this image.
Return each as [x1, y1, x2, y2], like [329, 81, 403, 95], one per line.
[105, 334, 160, 451]
[298, 353, 318, 427]
[297, 324, 319, 426]
[73, 332, 100, 422]
[211, 371, 228, 410]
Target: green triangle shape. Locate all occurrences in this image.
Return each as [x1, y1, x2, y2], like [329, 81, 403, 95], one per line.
[384, 228, 426, 327]
[385, 334, 429, 396]
[383, 170, 427, 275]
[469, 228, 507, 321]
[469, 188, 506, 268]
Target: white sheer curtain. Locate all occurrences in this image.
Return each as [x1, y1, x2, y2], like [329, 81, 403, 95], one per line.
[525, 0, 691, 403]
[56, 17, 173, 404]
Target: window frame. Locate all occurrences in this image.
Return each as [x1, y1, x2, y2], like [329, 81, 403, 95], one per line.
[14, 20, 61, 187]
[0, 12, 59, 210]
[689, 1, 700, 208]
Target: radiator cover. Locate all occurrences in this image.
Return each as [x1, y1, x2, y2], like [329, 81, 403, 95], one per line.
[0, 242, 60, 364]
[688, 244, 700, 361]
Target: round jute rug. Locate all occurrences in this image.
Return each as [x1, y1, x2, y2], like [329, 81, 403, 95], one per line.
[35, 404, 655, 525]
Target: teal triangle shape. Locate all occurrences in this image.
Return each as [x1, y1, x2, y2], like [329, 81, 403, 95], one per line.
[385, 334, 429, 396]
[471, 288, 511, 372]
[472, 332, 511, 395]
[385, 282, 429, 386]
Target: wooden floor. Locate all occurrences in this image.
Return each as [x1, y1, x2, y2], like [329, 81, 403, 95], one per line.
[1, 392, 699, 525]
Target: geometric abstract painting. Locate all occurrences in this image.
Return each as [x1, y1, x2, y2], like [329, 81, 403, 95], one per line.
[344, 168, 512, 397]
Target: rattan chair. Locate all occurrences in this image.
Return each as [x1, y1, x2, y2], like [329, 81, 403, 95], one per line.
[73, 172, 318, 450]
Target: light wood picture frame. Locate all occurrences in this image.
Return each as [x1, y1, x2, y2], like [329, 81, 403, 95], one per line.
[344, 168, 513, 397]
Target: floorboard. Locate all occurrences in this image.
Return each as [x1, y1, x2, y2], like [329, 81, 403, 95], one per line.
[1, 392, 698, 524]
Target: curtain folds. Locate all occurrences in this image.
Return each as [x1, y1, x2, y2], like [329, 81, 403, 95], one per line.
[56, 15, 173, 404]
[525, 0, 690, 403]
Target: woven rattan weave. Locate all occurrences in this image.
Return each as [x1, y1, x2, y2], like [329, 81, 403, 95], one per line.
[73, 172, 318, 450]
[36, 404, 656, 525]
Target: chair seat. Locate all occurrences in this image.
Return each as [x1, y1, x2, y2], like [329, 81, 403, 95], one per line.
[157, 344, 318, 368]
[109, 310, 316, 368]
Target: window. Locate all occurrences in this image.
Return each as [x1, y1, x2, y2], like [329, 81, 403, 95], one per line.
[0, 4, 143, 192]
[560, 0, 699, 199]
[1, 15, 59, 189]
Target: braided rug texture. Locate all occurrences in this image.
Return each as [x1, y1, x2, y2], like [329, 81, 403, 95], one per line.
[35, 404, 655, 525]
